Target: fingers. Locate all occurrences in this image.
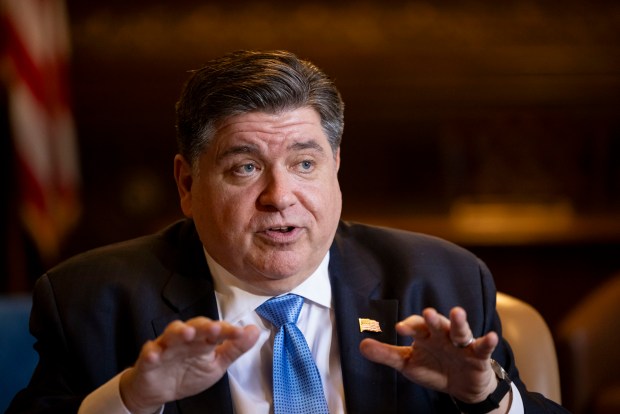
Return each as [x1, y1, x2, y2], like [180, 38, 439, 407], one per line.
[187, 318, 261, 361]
[395, 314, 429, 338]
[448, 308, 498, 358]
[140, 318, 259, 369]
[396, 308, 453, 343]
[423, 308, 451, 337]
[155, 320, 198, 350]
[395, 307, 499, 357]
[359, 338, 411, 371]
[215, 325, 261, 365]
[157, 318, 243, 347]
[449, 307, 474, 347]
[470, 331, 498, 359]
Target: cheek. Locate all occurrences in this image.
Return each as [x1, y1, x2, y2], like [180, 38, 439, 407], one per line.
[207, 186, 255, 228]
[196, 192, 248, 250]
[327, 185, 343, 224]
[307, 179, 342, 221]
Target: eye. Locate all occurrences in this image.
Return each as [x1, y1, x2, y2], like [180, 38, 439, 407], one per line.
[297, 159, 315, 173]
[233, 162, 258, 176]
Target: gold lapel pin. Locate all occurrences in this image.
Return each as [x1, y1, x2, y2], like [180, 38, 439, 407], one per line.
[359, 318, 382, 333]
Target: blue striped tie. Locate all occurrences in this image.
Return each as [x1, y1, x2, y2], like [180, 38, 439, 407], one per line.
[256, 294, 329, 414]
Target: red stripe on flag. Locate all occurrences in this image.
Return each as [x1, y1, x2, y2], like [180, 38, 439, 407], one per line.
[2, 0, 80, 261]
[2, 15, 49, 109]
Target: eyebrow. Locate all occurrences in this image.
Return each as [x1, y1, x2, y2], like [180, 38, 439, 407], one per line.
[288, 140, 326, 155]
[216, 144, 260, 162]
[217, 140, 325, 162]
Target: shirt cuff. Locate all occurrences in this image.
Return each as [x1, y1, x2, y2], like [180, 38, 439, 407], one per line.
[77, 370, 164, 414]
[507, 382, 524, 414]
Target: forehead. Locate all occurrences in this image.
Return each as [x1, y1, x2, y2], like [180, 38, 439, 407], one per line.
[213, 107, 327, 149]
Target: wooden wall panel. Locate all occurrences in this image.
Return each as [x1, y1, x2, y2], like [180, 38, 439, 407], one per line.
[8, 0, 619, 327]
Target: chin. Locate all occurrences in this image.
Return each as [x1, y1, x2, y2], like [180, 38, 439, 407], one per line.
[259, 266, 303, 281]
[254, 264, 310, 286]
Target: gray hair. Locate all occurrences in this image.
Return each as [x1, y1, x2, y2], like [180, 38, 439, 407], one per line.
[175, 50, 345, 166]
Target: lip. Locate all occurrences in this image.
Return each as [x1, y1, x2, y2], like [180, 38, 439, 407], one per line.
[257, 225, 303, 244]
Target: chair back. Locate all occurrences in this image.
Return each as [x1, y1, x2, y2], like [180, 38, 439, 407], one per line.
[0, 294, 38, 413]
[496, 292, 561, 403]
[556, 273, 620, 414]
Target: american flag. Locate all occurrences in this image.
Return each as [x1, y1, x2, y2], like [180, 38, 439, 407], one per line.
[1, 0, 80, 262]
[359, 318, 382, 333]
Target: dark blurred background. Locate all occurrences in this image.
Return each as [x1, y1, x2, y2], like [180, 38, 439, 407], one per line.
[3, 0, 620, 338]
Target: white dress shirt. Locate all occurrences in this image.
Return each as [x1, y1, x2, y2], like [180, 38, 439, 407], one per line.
[79, 251, 524, 414]
[208, 251, 345, 414]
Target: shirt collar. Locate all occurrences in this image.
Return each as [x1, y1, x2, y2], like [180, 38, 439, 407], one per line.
[206, 250, 332, 324]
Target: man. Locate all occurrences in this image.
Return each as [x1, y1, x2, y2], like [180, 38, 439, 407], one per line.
[7, 50, 569, 413]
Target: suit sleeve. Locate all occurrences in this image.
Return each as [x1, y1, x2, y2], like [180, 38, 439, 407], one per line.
[5, 275, 85, 413]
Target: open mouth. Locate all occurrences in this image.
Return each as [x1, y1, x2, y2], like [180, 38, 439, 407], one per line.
[269, 226, 295, 233]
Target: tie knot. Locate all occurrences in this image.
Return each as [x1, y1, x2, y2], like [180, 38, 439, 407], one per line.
[256, 294, 304, 328]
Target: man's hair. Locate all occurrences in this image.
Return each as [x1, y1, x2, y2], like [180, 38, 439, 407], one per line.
[175, 50, 345, 166]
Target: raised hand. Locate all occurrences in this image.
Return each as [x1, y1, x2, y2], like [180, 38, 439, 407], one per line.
[360, 307, 506, 407]
[119, 317, 260, 414]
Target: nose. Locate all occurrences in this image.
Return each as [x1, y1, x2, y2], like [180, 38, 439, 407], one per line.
[258, 167, 296, 211]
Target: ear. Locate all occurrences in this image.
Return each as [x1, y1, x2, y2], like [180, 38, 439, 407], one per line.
[174, 154, 194, 217]
[335, 147, 341, 172]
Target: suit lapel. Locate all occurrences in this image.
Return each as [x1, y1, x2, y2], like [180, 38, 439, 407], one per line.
[151, 221, 234, 414]
[151, 224, 220, 335]
[329, 236, 400, 413]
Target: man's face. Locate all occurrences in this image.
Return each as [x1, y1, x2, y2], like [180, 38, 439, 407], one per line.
[175, 107, 342, 295]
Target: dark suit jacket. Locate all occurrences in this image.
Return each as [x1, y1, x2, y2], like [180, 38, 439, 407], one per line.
[7, 219, 569, 413]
